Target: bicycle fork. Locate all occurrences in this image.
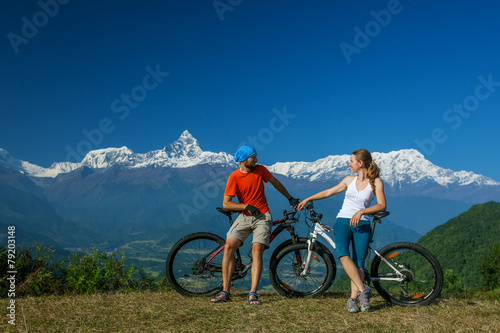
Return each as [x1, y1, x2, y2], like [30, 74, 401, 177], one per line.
[300, 238, 316, 277]
[300, 223, 335, 277]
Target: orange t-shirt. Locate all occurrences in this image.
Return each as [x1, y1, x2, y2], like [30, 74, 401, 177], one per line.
[224, 165, 272, 216]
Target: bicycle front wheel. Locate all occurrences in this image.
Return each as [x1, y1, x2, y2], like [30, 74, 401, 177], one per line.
[370, 242, 443, 306]
[270, 242, 336, 298]
[166, 232, 227, 297]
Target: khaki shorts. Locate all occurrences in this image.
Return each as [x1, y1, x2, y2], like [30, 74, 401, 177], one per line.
[226, 212, 273, 248]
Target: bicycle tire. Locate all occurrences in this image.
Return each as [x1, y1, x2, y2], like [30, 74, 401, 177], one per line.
[270, 242, 336, 298]
[269, 237, 309, 266]
[370, 242, 443, 306]
[166, 232, 230, 297]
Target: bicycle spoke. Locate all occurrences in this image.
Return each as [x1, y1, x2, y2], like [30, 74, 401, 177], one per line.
[371, 242, 443, 306]
[166, 233, 228, 296]
[270, 242, 335, 298]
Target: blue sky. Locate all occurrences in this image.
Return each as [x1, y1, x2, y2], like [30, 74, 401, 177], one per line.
[1, 0, 499, 181]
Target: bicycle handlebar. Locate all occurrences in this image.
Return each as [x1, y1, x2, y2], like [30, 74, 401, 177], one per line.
[304, 201, 389, 222]
[303, 201, 323, 223]
[283, 206, 298, 220]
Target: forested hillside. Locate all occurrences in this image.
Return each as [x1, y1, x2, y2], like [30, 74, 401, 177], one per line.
[417, 201, 500, 289]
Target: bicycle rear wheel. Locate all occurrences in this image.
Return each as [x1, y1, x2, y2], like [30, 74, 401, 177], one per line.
[370, 242, 443, 306]
[166, 232, 228, 297]
[270, 242, 336, 298]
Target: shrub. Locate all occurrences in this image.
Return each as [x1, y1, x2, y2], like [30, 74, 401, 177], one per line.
[442, 269, 471, 298]
[63, 249, 138, 294]
[1, 244, 62, 297]
[1, 244, 171, 297]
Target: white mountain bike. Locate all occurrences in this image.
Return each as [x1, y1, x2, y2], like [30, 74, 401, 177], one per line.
[269, 202, 443, 306]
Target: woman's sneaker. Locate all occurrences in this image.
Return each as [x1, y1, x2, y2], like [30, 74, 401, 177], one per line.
[363, 284, 372, 297]
[347, 298, 360, 313]
[358, 286, 372, 312]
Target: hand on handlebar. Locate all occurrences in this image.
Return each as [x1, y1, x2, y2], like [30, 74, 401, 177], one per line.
[288, 197, 300, 208]
[297, 200, 308, 211]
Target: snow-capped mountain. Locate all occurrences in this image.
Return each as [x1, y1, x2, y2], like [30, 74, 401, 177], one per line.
[268, 149, 499, 187]
[0, 147, 51, 176]
[1, 130, 498, 188]
[2, 131, 236, 178]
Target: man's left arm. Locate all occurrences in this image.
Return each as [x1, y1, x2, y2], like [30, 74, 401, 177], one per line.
[269, 176, 299, 206]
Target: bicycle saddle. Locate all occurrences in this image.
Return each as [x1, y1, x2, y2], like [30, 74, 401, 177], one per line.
[372, 211, 390, 220]
[216, 207, 239, 216]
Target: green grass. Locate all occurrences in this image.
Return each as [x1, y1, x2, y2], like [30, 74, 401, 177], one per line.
[2, 290, 499, 332]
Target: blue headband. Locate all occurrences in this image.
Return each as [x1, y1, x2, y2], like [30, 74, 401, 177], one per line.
[234, 145, 256, 162]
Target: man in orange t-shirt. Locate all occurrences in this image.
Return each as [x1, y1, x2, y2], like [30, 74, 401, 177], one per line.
[210, 145, 299, 305]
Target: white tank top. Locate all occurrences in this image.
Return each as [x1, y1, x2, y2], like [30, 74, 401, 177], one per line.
[337, 176, 375, 221]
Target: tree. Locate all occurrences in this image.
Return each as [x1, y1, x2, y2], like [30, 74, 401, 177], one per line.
[479, 244, 500, 291]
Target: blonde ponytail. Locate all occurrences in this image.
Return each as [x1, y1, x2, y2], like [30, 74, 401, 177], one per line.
[352, 149, 380, 194]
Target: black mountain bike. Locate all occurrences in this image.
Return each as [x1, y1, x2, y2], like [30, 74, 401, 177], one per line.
[166, 206, 305, 296]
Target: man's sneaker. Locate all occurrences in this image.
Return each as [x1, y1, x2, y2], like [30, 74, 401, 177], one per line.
[347, 298, 360, 313]
[358, 286, 372, 312]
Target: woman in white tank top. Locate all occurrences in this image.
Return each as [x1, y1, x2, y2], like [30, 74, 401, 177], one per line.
[298, 149, 387, 313]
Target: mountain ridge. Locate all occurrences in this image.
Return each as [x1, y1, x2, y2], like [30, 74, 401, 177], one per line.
[268, 149, 498, 187]
[1, 130, 499, 190]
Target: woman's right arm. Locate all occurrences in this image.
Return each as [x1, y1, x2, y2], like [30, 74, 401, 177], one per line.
[298, 176, 352, 210]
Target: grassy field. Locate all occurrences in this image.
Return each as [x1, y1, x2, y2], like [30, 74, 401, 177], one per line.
[1, 290, 498, 332]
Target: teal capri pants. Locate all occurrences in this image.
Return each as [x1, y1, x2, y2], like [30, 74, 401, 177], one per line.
[333, 217, 371, 268]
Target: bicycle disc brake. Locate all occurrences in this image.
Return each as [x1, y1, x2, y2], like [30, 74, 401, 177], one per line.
[398, 264, 414, 297]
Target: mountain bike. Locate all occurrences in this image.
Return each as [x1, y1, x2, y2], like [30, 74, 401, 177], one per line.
[269, 202, 444, 306]
[166, 206, 305, 296]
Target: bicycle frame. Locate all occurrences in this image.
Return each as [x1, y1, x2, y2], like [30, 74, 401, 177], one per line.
[301, 222, 335, 276]
[214, 207, 300, 281]
[301, 206, 407, 284]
